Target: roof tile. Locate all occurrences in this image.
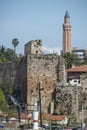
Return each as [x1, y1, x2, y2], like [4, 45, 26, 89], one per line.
[67, 65, 87, 72]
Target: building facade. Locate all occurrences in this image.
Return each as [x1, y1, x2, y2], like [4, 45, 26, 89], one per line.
[62, 10, 72, 54]
[67, 65, 87, 86]
[72, 47, 87, 62]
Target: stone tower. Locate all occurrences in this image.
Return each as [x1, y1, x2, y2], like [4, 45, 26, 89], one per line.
[62, 10, 72, 54]
[25, 39, 42, 55]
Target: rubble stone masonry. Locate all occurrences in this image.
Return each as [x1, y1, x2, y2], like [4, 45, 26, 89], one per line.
[26, 54, 65, 113]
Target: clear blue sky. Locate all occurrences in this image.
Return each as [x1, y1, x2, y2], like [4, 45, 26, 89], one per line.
[0, 0, 87, 55]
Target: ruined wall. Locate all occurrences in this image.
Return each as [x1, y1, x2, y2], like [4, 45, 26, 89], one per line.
[56, 81, 87, 124]
[1, 54, 87, 124]
[16, 57, 27, 103]
[25, 40, 42, 55]
[0, 58, 27, 103]
[0, 54, 65, 113]
[0, 62, 17, 90]
[26, 54, 65, 113]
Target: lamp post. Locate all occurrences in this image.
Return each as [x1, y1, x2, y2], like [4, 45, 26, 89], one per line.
[39, 82, 42, 127]
[17, 107, 21, 124]
[82, 105, 85, 130]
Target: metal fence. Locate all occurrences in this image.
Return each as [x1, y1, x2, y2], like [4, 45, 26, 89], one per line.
[0, 128, 21, 130]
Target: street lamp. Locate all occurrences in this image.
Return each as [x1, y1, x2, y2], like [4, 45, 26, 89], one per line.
[82, 105, 85, 130]
[38, 82, 42, 127]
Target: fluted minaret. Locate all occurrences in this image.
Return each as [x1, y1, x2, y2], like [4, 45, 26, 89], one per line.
[63, 10, 72, 54]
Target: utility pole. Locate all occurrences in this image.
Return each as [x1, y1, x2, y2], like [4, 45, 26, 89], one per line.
[39, 82, 42, 127]
[17, 107, 21, 124]
[82, 105, 85, 130]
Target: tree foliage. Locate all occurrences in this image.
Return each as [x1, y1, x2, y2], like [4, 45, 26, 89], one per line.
[0, 87, 8, 112]
[73, 54, 81, 66]
[12, 38, 19, 53]
[0, 85, 16, 117]
[0, 45, 14, 62]
[62, 52, 87, 68]
[84, 55, 87, 64]
[73, 54, 87, 66]
[62, 52, 74, 69]
[0, 45, 21, 63]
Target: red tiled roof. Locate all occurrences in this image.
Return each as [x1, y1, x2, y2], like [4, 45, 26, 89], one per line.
[67, 65, 87, 72]
[42, 114, 65, 121]
[14, 113, 66, 121]
[50, 115, 65, 121]
[14, 113, 30, 119]
[0, 113, 8, 117]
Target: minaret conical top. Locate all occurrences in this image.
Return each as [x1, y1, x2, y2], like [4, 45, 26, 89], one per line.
[64, 10, 70, 18]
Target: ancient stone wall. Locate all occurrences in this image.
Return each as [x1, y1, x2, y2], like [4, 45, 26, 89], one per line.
[26, 54, 65, 113]
[0, 62, 17, 90]
[1, 53, 87, 124]
[0, 54, 66, 113]
[25, 40, 42, 55]
[0, 58, 27, 103]
[56, 81, 87, 124]
[16, 57, 27, 103]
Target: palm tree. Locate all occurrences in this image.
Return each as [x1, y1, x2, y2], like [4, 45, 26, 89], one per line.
[12, 38, 19, 53]
[0, 45, 5, 54]
[62, 52, 74, 69]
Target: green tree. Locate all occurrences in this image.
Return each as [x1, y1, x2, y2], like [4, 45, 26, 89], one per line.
[0, 45, 7, 62]
[0, 53, 7, 62]
[62, 52, 74, 69]
[0, 45, 20, 62]
[4, 48, 15, 61]
[0, 84, 16, 115]
[12, 38, 19, 53]
[84, 55, 87, 64]
[73, 54, 82, 66]
[0, 45, 5, 54]
[0, 87, 8, 112]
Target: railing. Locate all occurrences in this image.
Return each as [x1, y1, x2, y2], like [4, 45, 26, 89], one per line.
[0, 128, 43, 130]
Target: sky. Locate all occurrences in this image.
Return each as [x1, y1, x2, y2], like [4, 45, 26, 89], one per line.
[0, 0, 87, 55]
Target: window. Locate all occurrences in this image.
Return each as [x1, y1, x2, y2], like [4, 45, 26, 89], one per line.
[36, 50, 38, 54]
